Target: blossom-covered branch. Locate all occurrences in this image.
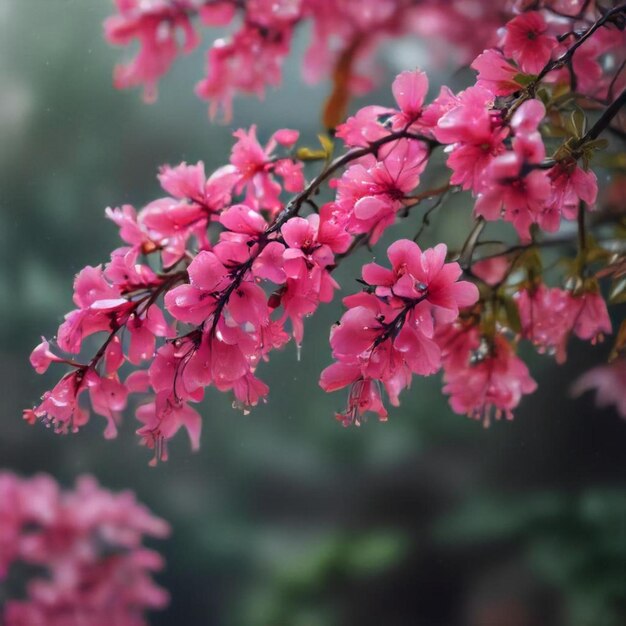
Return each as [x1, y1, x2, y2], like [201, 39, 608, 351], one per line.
[27, 1, 626, 461]
[104, 0, 512, 121]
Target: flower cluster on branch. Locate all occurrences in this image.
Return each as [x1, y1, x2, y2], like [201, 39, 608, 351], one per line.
[0, 473, 169, 625]
[104, 0, 510, 121]
[27, 1, 626, 460]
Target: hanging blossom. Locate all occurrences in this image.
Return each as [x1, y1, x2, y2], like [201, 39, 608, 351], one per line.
[331, 70, 438, 243]
[516, 282, 612, 363]
[26, 69, 445, 461]
[439, 323, 538, 427]
[0, 472, 169, 626]
[27, 0, 626, 459]
[572, 359, 626, 419]
[103, 1, 624, 120]
[104, 0, 511, 120]
[320, 239, 479, 426]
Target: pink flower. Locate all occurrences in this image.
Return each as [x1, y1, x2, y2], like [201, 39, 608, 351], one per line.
[440, 326, 538, 425]
[0, 472, 169, 626]
[27, 368, 129, 440]
[336, 105, 394, 148]
[516, 284, 574, 363]
[164, 250, 229, 324]
[131, 162, 238, 264]
[320, 364, 388, 427]
[105, 204, 156, 254]
[501, 11, 557, 74]
[510, 98, 546, 136]
[198, 1, 237, 26]
[475, 162, 551, 238]
[195, 24, 293, 122]
[26, 372, 90, 434]
[569, 290, 612, 343]
[127, 304, 174, 365]
[229, 125, 304, 213]
[434, 85, 508, 192]
[104, 0, 199, 102]
[29, 338, 64, 374]
[572, 359, 626, 418]
[136, 395, 202, 465]
[362, 240, 479, 323]
[85, 369, 129, 439]
[56, 266, 132, 354]
[267, 209, 351, 345]
[391, 69, 429, 129]
[474, 110, 552, 238]
[471, 49, 525, 95]
[435, 85, 501, 145]
[321, 240, 478, 423]
[104, 248, 159, 292]
[548, 159, 598, 222]
[517, 284, 612, 359]
[471, 257, 510, 286]
[334, 138, 429, 242]
[282, 215, 334, 279]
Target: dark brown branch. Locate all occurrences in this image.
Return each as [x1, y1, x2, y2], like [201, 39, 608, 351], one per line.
[209, 129, 438, 334]
[458, 217, 486, 270]
[268, 130, 438, 235]
[578, 88, 626, 144]
[534, 3, 626, 86]
[471, 237, 576, 264]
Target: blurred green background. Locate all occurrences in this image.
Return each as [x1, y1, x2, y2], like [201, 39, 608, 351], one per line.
[1, 2, 625, 625]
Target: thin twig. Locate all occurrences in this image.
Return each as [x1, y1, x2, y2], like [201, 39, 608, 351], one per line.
[458, 217, 486, 270]
[578, 88, 626, 144]
[533, 4, 626, 87]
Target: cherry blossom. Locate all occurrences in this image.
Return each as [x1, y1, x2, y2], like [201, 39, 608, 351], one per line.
[333, 138, 430, 243]
[434, 85, 508, 193]
[104, 0, 510, 119]
[440, 325, 538, 426]
[501, 11, 558, 75]
[320, 240, 478, 424]
[105, 0, 200, 103]
[26, 3, 626, 458]
[0, 472, 169, 626]
[572, 359, 626, 418]
[516, 284, 573, 363]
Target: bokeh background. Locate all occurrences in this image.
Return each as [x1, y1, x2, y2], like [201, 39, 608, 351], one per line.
[1, 1, 625, 625]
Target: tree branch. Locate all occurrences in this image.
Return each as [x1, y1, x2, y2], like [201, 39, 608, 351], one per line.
[579, 88, 626, 144]
[534, 3, 626, 86]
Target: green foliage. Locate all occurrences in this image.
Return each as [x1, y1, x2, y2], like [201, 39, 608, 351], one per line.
[438, 490, 626, 626]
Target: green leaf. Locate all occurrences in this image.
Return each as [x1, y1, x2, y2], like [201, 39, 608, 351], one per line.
[513, 72, 537, 86]
[317, 133, 335, 159]
[570, 106, 587, 138]
[296, 147, 328, 161]
[501, 295, 522, 334]
[609, 277, 626, 304]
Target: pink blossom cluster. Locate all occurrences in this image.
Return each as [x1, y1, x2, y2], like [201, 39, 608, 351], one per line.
[104, 0, 512, 120]
[27, 3, 626, 458]
[435, 279, 611, 426]
[434, 84, 599, 239]
[320, 240, 479, 426]
[0, 472, 169, 626]
[572, 358, 626, 418]
[516, 283, 611, 363]
[25, 126, 347, 463]
[474, 6, 626, 100]
[104, 1, 625, 121]
[439, 323, 537, 426]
